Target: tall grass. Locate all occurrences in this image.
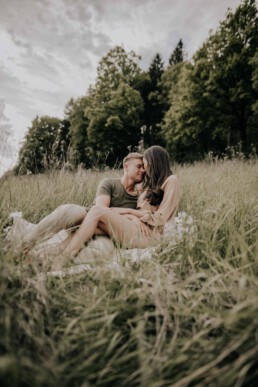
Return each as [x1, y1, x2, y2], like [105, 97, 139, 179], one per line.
[0, 160, 257, 386]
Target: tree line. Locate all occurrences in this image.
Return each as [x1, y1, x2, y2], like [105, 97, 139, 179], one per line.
[16, 0, 258, 174]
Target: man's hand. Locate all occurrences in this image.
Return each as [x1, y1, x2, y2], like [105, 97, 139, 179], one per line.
[110, 207, 146, 218]
[110, 207, 132, 215]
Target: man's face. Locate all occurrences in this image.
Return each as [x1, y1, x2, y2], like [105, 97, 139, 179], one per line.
[125, 158, 145, 183]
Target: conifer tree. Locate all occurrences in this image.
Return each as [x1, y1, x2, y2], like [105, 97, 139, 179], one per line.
[169, 39, 185, 66]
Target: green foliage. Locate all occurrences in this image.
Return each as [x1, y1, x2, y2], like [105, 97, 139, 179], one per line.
[81, 46, 145, 165]
[148, 53, 164, 87]
[193, 0, 258, 151]
[86, 82, 144, 164]
[162, 62, 202, 161]
[93, 45, 142, 103]
[162, 0, 258, 161]
[168, 38, 185, 66]
[249, 49, 258, 148]
[15, 116, 70, 174]
[65, 97, 92, 168]
[0, 161, 258, 385]
[139, 53, 166, 146]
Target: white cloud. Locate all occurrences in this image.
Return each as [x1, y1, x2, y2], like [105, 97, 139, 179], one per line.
[0, 0, 242, 175]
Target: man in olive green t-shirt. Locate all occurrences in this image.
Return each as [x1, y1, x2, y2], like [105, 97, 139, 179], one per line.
[22, 153, 145, 248]
[95, 152, 144, 209]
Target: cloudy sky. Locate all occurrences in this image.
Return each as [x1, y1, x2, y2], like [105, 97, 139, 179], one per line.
[0, 0, 241, 175]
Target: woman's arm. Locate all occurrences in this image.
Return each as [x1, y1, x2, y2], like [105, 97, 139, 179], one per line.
[139, 175, 181, 227]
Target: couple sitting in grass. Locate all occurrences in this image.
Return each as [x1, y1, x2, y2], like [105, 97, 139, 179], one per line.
[22, 146, 181, 270]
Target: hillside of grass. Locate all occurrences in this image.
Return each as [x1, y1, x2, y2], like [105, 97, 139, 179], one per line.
[0, 160, 257, 386]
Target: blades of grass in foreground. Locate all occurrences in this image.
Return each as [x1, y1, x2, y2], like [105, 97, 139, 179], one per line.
[0, 160, 257, 386]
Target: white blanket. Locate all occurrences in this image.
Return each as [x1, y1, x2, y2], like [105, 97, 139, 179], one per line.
[4, 211, 196, 277]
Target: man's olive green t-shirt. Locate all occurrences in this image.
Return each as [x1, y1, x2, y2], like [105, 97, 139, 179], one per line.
[96, 178, 138, 209]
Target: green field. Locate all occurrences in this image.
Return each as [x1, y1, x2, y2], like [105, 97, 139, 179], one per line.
[0, 160, 257, 386]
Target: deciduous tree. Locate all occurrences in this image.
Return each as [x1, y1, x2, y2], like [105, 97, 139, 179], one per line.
[65, 97, 92, 168]
[16, 116, 70, 174]
[86, 82, 144, 165]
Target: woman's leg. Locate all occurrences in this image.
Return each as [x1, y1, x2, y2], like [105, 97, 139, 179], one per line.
[60, 206, 154, 258]
[46, 225, 107, 256]
[23, 204, 88, 249]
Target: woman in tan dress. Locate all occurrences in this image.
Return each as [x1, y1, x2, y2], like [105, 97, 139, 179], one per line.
[55, 146, 181, 265]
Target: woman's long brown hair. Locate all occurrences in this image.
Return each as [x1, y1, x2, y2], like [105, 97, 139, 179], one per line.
[143, 146, 172, 205]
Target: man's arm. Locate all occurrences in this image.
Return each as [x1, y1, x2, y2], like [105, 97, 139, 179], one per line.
[95, 194, 111, 207]
[95, 178, 113, 207]
[110, 207, 145, 217]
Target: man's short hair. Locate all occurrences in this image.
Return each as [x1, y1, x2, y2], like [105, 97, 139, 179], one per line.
[123, 152, 143, 166]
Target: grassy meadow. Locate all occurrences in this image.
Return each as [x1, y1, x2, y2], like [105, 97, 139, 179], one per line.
[0, 159, 257, 386]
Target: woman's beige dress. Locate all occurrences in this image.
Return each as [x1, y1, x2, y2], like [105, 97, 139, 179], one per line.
[115, 175, 181, 248]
